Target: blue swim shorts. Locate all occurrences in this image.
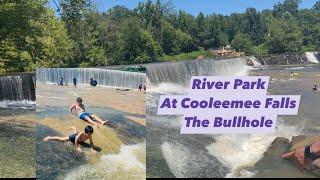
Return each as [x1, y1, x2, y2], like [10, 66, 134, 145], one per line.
[78, 112, 93, 120]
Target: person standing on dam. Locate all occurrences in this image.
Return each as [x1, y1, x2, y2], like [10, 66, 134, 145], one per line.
[90, 77, 93, 87]
[138, 81, 143, 91]
[143, 80, 146, 94]
[73, 76, 77, 87]
[59, 77, 64, 86]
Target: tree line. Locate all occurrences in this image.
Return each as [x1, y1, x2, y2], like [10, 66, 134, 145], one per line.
[0, 0, 320, 73]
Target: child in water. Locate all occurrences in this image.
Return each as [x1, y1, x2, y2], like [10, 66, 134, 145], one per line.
[43, 126, 97, 153]
[313, 85, 318, 92]
[69, 97, 109, 128]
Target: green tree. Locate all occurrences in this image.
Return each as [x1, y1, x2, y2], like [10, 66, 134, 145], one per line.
[266, 18, 303, 53]
[161, 21, 176, 54]
[23, 8, 74, 69]
[273, 0, 301, 18]
[115, 18, 162, 64]
[244, 8, 264, 45]
[196, 12, 206, 46]
[59, 0, 91, 66]
[312, 1, 320, 11]
[231, 33, 253, 54]
[0, 0, 73, 73]
[174, 29, 197, 53]
[217, 32, 229, 47]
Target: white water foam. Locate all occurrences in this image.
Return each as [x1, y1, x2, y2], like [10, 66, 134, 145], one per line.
[248, 56, 262, 67]
[147, 83, 189, 95]
[147, 65, 248, 96]
[205, 117, 303, 178]
[286, 67, 304, 70]
[161, 142, 192, 178]
[305, 52, 319, 64]
[64, 142, 146, 180]
[0, 100, 35, 109]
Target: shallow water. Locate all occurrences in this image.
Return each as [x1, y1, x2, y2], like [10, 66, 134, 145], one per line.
[0, 107, 36, 178]
[36, 83, 146, 179]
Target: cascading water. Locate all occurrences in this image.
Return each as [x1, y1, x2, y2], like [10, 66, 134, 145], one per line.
[305, 52, 319, 64]
[146, 58, 247, 86]
[0, 73, 35, 102]
[248, 56, 262, 67]
[145, 58, 300, 178]
[0, 73, 36, 177]
[146, 58, 248, 178]
[36, 68, 145, 89]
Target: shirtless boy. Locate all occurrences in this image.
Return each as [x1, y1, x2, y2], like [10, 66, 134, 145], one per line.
[43, 126, 97, 153]
[69, 97, 108, 128]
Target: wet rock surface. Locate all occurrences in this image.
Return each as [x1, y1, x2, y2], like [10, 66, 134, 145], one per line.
[250, 135, 320, 177]
[36, 124, 86, 180]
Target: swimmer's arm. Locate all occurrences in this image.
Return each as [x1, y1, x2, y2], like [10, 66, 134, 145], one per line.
[75, 132, 83, 152]
[69, 104, 76, 117]
[89, 136, 97, 153]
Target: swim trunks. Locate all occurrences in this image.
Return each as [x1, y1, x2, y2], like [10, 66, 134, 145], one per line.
[69, 133, 78, 143]
[69, 133, 85, 144]
[78, 112, 93, 120]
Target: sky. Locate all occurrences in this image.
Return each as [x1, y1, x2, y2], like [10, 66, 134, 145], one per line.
[49, 0, 319, 16]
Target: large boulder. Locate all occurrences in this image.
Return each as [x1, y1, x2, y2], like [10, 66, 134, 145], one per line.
[250, 136, 320, 178]
[287, 134, 320, 176]
[254, 137, 290, 167]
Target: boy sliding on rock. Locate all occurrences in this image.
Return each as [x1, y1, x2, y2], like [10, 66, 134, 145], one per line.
[43, 126, 97, 153]
[69, 97, 109, 128]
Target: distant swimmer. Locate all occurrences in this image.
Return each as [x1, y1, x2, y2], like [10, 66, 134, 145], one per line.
[257, 67, 263, 76]
[313, 85, 318, 92]
[69, 97, 109, 128]
[90, 77, 93, 87]
[293, 73, 299, 76]
[43, 126, 97, 154]
[73, 76, 77, 87]
[138, 81, 143, 91]
[59, 77, 64, 86]
[291, 71, 299, 76]
[143, 81, 146, 94]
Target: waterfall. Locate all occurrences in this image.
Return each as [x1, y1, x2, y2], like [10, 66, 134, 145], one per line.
[305, 52, 319, 64]
[36, 68, 146, 89]
[146, 58, 248, 178]
[0, 73, 35, 101]
[146, 58, 247, 86]
[248, 56, 262, 67]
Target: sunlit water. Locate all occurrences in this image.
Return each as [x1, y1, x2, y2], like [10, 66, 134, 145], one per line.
[36, 83, 146, 179]
[0, 101, 36, 178]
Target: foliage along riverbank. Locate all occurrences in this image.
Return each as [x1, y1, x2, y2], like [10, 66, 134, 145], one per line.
[1, 0, 320, 74]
